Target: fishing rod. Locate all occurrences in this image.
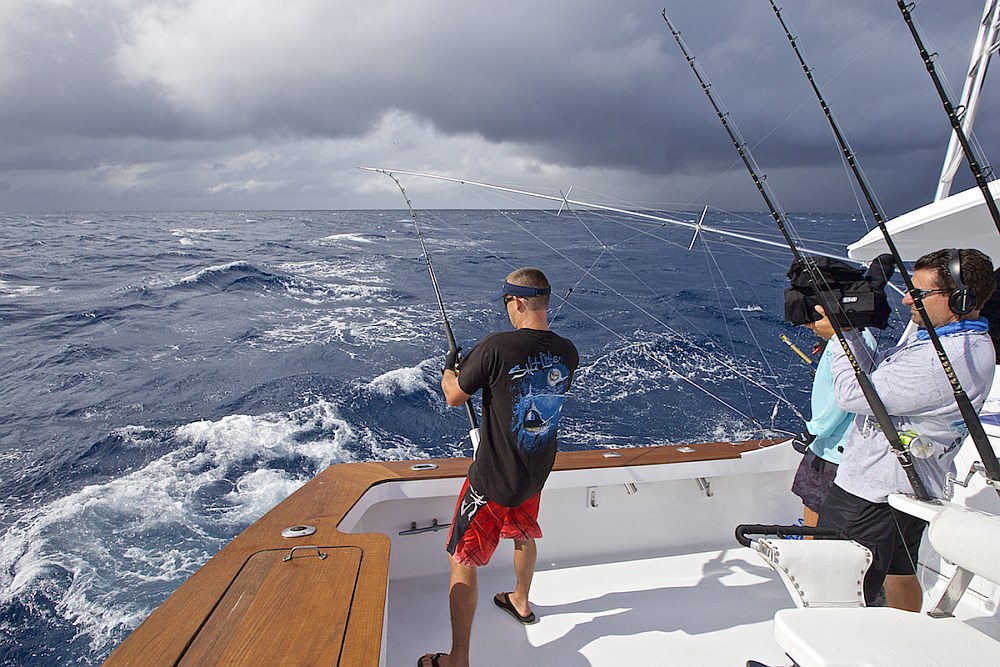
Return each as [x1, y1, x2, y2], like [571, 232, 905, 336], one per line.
[370, 168, 481, 450]
[768, 0, 1000, 493]
[780, 334, 817, 371]
[897, 0, 1000, 235]
[662, 8, 931, 500]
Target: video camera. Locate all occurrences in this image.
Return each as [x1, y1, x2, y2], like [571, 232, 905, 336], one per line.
[784, 256, 893, 330]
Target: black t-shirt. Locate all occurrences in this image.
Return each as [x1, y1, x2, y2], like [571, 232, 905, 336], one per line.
[458, 328, 579, 507]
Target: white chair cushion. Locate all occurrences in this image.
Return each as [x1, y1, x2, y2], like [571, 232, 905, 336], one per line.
[929, 507, 1000, 583]
[774, 607, 1000, 667]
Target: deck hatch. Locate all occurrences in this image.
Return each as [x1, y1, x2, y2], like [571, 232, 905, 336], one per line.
[178, 546, 362, 666]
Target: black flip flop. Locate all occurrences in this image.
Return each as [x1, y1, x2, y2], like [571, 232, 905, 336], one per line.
[493, 592, 536, 624]
[417, 652, 445, 667]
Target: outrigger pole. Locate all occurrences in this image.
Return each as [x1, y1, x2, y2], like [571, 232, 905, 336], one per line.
[369, 168, 481, 450]
[930, 0, 1000, 201]
[360, 166, 853, 263]
[897, 0, 1000, 235]
[768, 0, 1000, 494]
[661, 9, 932, 500]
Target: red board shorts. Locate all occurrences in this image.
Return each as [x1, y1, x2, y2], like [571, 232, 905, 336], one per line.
[446, 479, 542, 567]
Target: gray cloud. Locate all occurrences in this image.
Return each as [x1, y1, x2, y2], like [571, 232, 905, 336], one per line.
[0, 0, 996, 213]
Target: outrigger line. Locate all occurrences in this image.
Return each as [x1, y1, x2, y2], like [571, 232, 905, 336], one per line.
[369, 168, 481, 451]
[362, 167, 809, 429]
[662, 8, 932, 500]
[768, 0, 1000, 494]
[360, 167, 854, 263]
[897, 0, 1000, 235]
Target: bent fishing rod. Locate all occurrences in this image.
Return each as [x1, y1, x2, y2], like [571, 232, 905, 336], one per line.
[371, 168, 481, 449]
[898, 0, 1000, 235]
[769, 0, 1000, 494]
[663, 8, 931, 500]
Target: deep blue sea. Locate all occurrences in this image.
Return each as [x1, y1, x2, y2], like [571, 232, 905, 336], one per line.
[0, 207, 904, 665]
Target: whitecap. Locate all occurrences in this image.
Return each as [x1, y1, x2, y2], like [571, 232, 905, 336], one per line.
[177, 260, 255, 284]
[366, 360, 436, 397]
[0, 279, 41, 297]
[258, 305, 435, 352]
[0, 399, 365, 654]
[318, 233, 376, 245]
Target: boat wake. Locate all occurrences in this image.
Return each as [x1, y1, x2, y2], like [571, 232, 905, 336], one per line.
[0, 396, 422, 663]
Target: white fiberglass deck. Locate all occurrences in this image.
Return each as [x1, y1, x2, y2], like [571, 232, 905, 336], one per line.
[388, 547, 794, 667]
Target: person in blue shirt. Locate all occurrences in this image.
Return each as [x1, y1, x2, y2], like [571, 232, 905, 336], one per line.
[790, 255, 892, 528]
[791, 322, 876, 528]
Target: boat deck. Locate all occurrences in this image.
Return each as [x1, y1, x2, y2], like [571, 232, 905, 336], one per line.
[389, 546, 793, 666]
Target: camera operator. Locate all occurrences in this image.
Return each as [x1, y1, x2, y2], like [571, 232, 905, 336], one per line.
[785, 255, 892, 530]
[817, 248, 996, 612]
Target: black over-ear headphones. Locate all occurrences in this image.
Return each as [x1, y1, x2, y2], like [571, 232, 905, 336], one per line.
[948, 248, 978, 316]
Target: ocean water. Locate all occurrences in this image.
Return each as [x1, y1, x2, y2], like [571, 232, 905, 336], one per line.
[0, 207, 899, 665]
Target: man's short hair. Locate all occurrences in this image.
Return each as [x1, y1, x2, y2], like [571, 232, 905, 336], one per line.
[507, 267, 550, 310]
[915, 248, 996, 310]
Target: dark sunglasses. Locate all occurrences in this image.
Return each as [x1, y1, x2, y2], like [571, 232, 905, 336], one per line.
[909, 288, 950, 300]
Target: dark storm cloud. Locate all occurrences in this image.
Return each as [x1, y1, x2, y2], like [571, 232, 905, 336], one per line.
[0, 0, 995, 213]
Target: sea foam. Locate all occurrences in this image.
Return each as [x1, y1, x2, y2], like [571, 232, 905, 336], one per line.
[0, 398, 361, 655]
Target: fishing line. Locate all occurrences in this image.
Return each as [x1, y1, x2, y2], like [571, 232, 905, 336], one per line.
[403, 178, 862, 427]
[370, 169, 480, 448]
[417, 180, 807, 428]
[551, 247, 608, 323]
[418, 213, 781, 432]
[697, 233, 790, 418]
[664, 8, 930, 499]
[769, 0, 1000, 494]
[491, 205, 804, 421]
[469, 184, 813, 429]
[548, 197, 611, 322]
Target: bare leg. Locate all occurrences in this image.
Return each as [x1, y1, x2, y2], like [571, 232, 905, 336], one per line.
[802, 505, 819, 540]
[421, 556, 476, 667]
[884, 574, 922, 612]
[802, 505, 819, 528]
[508, 538, 537, 618]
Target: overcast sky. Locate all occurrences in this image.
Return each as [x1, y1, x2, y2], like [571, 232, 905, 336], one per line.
[1, 0, 997, 214]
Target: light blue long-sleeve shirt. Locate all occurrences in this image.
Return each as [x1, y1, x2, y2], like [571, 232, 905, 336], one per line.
[806, 330, 876, 465]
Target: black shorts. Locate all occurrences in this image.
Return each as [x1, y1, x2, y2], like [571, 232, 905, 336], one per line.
[817, 484, 927, 605]
[791, 450, 838, 513]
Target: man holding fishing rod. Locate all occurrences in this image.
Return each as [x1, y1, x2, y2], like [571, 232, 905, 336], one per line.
[420, 267, 578, 667]
[815, 248, 996, 611]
